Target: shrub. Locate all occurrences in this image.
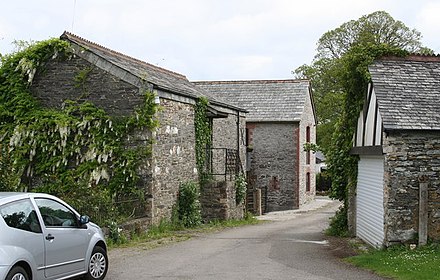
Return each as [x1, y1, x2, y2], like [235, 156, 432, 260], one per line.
[176, 181, 202, 228]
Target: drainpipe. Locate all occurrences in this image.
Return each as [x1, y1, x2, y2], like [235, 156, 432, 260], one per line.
[236, 111, 240, 173]
[295, 125, 300, 209]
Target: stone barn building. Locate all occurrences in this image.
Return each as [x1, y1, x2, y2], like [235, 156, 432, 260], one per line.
[352, 55, 440, 247]
[194, 80, 317, 213]
[29, 32, 247, 225]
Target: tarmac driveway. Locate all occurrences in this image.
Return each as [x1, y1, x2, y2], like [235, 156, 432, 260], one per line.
[106, 198, 385, 280]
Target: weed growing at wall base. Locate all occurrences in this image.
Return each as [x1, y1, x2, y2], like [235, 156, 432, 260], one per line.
[326, 205, 349, 237]
[175, 181, 202, 228]
[108, 213, 261, 249]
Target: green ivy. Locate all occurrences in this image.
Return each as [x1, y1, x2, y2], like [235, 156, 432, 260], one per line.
[303, 142, 320, 153]
[74, 66, 93, 99]
[326, 44, 408, 204]
[194, 97, 212, 185]
[0, 39, 159, 224]
[235, 173, 247, 204]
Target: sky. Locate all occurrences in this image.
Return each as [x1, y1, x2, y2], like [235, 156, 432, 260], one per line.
[1, 0, 440, 81]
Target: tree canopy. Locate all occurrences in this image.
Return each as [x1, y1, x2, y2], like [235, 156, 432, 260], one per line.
[316, 11, 425, 60]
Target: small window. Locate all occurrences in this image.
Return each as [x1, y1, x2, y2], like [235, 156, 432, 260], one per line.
[0, 199, 42, 233]
[306, 126, 311, 143]
[35, 198, 78, 228]
[306, 172, 311, 192]
[306, 126, 311, 164]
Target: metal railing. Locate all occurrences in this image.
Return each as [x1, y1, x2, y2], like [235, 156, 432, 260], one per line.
[206, 148, 243, 181]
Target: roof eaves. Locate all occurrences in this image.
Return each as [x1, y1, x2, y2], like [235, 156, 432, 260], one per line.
[248, 118, 301, 123]
[61, 31, 187, 80]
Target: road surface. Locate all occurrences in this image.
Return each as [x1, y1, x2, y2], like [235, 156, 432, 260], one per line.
[106, 199, 384, 280]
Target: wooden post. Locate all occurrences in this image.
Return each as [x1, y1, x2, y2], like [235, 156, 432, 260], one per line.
[254, 189, 262, 216]
[419, 181, 428, 246]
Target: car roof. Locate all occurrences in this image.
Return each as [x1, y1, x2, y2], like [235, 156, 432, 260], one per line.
[0, 192, 56, 204]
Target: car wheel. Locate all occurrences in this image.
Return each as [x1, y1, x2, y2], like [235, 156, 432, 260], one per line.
[5, 266, 29, 280]
[85, 246, 108, 280]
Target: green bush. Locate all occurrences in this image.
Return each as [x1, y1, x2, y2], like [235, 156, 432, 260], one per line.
[106, 221, 128, 245]
[175, 181, 202, 228]
[326, 205, 349, 237]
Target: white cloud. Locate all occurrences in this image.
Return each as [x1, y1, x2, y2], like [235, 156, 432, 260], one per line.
[416, 1, 440, 52]
[0, 20, 14, 41]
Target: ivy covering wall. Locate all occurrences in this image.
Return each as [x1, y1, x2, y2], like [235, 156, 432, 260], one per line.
[194, 97, 212, 185]
[0, 39, 159, 223]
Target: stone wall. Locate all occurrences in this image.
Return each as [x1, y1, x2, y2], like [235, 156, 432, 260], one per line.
[201, 180, 244, 221]
[298, 89, 317, 206]
[383, 130, 440, 244]
[247, 122, 299, 212]
[31, 56, 144, 116]
[152, 97, 198, 223]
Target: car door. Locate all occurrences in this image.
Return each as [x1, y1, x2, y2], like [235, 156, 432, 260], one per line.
[0, 198, 45, 276]
[34, 198, 90, 279]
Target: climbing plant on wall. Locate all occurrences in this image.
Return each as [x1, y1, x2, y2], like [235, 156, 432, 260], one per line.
[235, 173, 247, 204]
[0, 39, 159, 222]
[194, 97, 212, 185]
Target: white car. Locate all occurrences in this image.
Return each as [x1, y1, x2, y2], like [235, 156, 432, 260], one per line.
[0, 192, 108, 280]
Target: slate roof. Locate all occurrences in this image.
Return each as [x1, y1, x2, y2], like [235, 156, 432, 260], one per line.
[60, 32, 244, 112]
[193, 80, 311, 122]
[369, 55, 440, 131]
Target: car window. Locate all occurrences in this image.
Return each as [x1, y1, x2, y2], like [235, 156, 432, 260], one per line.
[0, 199, 42, 233]
[35, 198, 78, 228]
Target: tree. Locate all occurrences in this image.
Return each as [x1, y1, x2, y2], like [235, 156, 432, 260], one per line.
[294, 58, 344, 152]
[295, 11, 431, 153]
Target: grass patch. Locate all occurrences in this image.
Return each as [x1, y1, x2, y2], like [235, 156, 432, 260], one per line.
[346, 244, 440, 280]
[108, 213, 262, 249]
[204, 213, 262, 229]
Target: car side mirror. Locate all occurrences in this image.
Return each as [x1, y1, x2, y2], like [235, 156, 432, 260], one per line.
[79, 215, 90, 225]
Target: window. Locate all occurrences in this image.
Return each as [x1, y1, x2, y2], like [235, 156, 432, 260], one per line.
[0, 199, 42, 233]
[306, 172, 311, 192]
[35, 198, 78, 227]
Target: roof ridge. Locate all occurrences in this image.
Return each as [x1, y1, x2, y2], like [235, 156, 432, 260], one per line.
[193, 79, 309, 84]
[378, 53, 440, 62]
[61, 31, 188, 80]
